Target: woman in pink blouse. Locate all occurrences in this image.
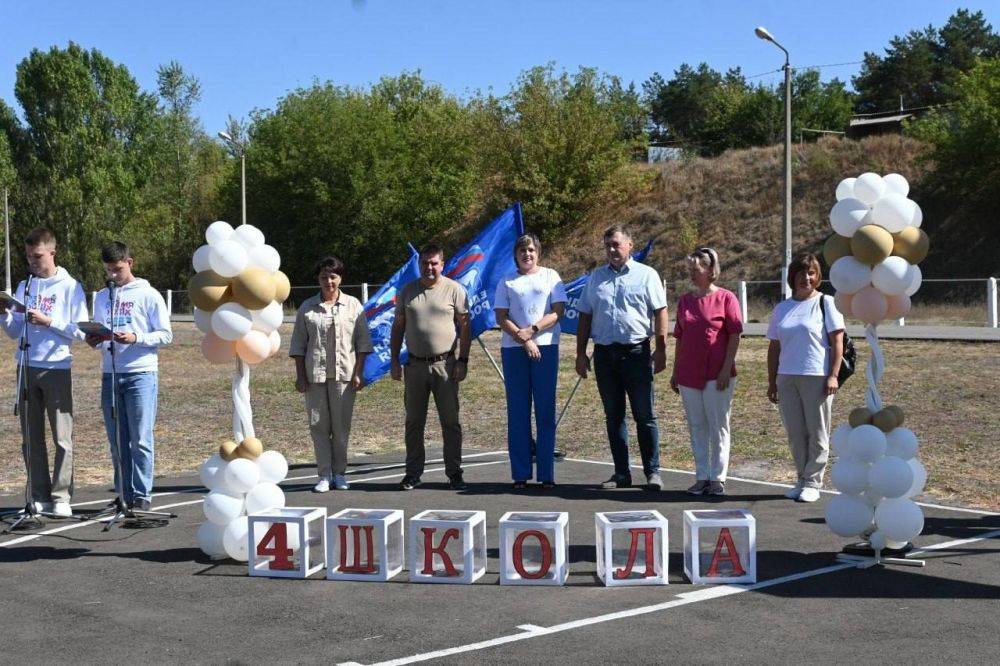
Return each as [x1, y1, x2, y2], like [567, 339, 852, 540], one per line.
[670, 247, 743, 496]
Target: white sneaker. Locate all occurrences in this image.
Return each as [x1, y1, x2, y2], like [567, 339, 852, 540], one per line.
[52, 501, 73, 517]
[333, 475, 349, 491]
[312, 477, 331, 493]
[783, 486, 802, 500]
[797, 487, 821, 503]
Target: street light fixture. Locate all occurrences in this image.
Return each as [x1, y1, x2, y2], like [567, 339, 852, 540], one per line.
[218, 130, 247, 227]
[756, 26, 793, 299]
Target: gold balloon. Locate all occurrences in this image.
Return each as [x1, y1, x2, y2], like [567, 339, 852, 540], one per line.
[236, 436, 263, 460]
[273, 271, 291, 303]
[891, 227, 930, 264]
[232, 267, 277, 310]
[219, 440, 239, 461]
[189, 270, 232, 312]
[848, 407, 873, 427]
[872, 408, 900, 433]
[885, 405, 905, 427]
[823, 234, 852, 267]
[851, 225, 894, 265]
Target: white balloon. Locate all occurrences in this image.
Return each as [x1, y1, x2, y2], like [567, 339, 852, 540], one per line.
[223, 516, 250, 561]
[848, 424, 887, 463]
[835, 177, 857, 202]
[211, 302, 253, 341]
[871, 193, 914, 233]
[232, 224, 266, 250]
[885, 537, 909, 550]
[868, 456, 914, 499]
[868, 530, 888, 552]
[193, 307, 213, 334]
[199, 454, 227, 491]
[206, 220, 235, 246]
[909, 201, 923, 228]
[268, 330, 281, 356]
[251, 301, 284, 334]
[197, 521, 228, 559]
[882, 173, 910, 197]
[863, 487, 884, 508]
[905, 458, 927, 498]
[875, 497, 924, 542]
[245, 483, 286, 515]
[203, 489, 245, 526]
[830, 459, 870, 495]
[885, 428, 918, 460]
[208, 240, 249, 278]
[248, 244, 281, 273]
[825, 494, 875, 537]
[872, 256, 912, 295]
[224, 458, 261, 493]
[904, 264, 922, 297]
[829, 256, 872, 295]
[853, 172, 886, 205]
[193, 244, 213, 272]
[831, 423, 853, 457]
[257, 450, 289, 484]
[829, 198, 871, 237]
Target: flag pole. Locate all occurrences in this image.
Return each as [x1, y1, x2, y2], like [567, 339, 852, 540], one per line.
[3, 188, 10, 294]
[476, 336, 504, 381]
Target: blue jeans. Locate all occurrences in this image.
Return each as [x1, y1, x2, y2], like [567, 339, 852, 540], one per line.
[102, 372, 159, 504]
[502, 345, 558, 483]
[593, 342, 660, 477]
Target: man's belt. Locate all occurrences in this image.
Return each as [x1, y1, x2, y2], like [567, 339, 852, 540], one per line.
[595, 339, 650, 351]
[408, 351, 454, 363]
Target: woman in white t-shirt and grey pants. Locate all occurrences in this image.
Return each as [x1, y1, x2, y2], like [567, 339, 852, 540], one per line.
[494, 233, 566, 489]
[766, 253, 845, 503]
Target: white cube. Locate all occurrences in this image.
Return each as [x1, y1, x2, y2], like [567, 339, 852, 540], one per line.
[594, 510, 669, 587]
[499, 511, 569, 586]
[247, 507, 327, 578]
[683, 509, 756, 584]
[325, 509, 405, 582]
[408, 510, 486, 584]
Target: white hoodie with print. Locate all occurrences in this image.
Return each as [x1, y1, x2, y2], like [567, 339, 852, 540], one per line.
[92, 278, 173, 373]
[1, 266, 88, 370]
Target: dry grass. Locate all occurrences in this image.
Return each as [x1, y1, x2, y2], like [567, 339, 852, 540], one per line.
[0, 323, 996, 510]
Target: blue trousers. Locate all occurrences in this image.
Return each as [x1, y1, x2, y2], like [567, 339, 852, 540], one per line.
[102, 371, 159, 504]
[593, 342, 660, 477]
[502, 344, 558, 483]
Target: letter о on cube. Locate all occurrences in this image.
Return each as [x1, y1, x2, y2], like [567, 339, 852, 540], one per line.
[408, 510, 486, 584]
[499, 511, 569, 586]
[683, 509, 756, 584]
[325, 509, 404, 582]
[247, 507, 327, 578]
[595, 510, 669, 587]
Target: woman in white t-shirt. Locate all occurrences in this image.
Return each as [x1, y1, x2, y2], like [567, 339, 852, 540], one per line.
[766, 253, 845, 503]
[494, 233, 566, 489]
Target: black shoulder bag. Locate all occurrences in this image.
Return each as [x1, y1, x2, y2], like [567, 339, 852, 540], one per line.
[819, 294, 856, 385]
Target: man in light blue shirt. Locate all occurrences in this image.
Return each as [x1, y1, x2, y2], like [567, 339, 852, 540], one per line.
[575, 224, 669, 490]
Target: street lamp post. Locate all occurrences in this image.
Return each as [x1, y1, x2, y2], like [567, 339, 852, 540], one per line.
[218, 130, 247, 226]
[755, 26, 793, 300]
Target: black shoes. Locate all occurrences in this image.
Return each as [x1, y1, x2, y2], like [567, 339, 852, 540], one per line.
[399, 475, 422, 491]
[600, 474, 632, 489]
[448, 473, 467, 491]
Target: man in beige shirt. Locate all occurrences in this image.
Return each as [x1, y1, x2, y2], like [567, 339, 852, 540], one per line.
[390, 244, 471, 490]
[290, 256, 373, 491]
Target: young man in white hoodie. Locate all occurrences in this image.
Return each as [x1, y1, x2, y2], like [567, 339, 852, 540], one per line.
[85, 242, 172, 512]
[0, 227, 89, 517]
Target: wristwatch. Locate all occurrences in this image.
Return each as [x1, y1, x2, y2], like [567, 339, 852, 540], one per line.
[531, 324, 539, 333]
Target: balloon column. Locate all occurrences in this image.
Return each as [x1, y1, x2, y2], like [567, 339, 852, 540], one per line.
[823, 173, 930, 554]
[188, 220, 292, 560]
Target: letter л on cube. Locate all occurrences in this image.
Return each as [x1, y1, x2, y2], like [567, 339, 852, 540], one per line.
[594, 510, 669, 587]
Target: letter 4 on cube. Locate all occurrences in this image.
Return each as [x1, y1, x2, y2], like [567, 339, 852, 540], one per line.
[247, 507, 327, 578]
[682, 509, 756, 584]
[594, 510, 669, 586]
[498, 511, 569, 586]
[325, 509, 404, 582]
[408, 510, 487, 584]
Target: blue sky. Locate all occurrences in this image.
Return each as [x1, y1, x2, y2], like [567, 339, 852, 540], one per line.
[2, 1, 995, 132]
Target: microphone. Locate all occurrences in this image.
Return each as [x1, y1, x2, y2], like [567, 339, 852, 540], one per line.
[106, 279, 116, 291]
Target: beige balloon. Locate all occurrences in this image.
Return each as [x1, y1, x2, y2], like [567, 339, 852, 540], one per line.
[219, 440, 239, 461]
[232, 267, 277, 310]
[871, 408, 900, 433]
[236, 436, 263, 460]
[273, 271, 291, 303]
[848, 407, 873, 427]
[851, 225, 894, 265]
[885, 405, 905, 426]
[188, 270, 232, 312]
[823, 234, 853, 267]
[891, 227, 930, 264]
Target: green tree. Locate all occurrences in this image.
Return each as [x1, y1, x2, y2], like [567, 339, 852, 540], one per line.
[643, 63, 724, 146]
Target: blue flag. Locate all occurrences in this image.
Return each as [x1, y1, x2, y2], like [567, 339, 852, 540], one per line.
[560, 240, 655, 336]
[361, 246, 421, 384]
[443, 203, 524, 339]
